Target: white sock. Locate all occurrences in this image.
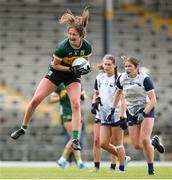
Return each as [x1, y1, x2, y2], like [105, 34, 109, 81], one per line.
[59, 156, 66, 162]
[77, 160, 82, 165]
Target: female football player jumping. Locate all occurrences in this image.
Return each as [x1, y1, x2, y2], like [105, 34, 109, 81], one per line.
[11, 7, 92, 151]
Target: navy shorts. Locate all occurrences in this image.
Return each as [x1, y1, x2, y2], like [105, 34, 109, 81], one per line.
[45, 67, 81, 87]
[94, 118, 101, 124]
[126, 108, 155, 126]
[101, 120, 122, 127]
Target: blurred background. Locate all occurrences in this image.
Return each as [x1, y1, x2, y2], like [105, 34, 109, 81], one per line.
[0, 0, 172, 162]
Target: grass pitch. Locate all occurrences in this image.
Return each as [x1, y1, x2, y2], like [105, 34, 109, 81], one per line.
[0, 166, 172, 179]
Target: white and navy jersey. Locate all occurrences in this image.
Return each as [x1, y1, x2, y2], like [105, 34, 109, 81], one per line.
[116, 71, 154, 116]
[95, 110, 101, 121]
[94, 71, 121, 123]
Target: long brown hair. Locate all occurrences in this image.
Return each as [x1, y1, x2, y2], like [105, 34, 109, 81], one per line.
[121, 56, 140, 68]
[97, 54, 118, 81]
[121, 56, 140, 73]
[59, 7, 89, 38]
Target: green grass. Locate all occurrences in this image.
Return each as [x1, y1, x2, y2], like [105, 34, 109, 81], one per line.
[0, 166, 172, 179]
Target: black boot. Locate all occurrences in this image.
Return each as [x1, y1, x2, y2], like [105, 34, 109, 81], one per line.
[152, 135, 165, 153]
[72, 139, 81, 150]
[11, 128, 25, 140]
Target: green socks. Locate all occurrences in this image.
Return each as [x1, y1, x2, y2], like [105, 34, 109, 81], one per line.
[72, 130, 79, 140]
[21, 125, 27, 131]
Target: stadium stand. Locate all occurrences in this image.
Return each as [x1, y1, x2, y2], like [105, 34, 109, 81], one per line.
[0, 0, 172, 161]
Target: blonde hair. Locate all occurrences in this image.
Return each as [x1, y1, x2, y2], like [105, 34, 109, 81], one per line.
[59, 7, 89, 38]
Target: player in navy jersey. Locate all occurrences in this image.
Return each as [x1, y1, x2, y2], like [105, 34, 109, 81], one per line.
[10, 7, 92, 151]
[91, 54, 130, 172]
[107, 56, 165, 175]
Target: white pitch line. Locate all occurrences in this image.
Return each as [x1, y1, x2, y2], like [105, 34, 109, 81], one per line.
[0, 161, 171, 167]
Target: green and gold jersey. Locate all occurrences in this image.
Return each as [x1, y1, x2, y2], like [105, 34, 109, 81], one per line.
[53, 38, 92, 65]
[55, 83, 72, 118]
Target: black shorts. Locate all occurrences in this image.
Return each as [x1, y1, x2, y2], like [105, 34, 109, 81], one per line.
[45, 67, 81, 86]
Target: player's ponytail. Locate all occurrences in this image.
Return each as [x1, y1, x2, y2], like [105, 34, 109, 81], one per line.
[59, 7, 90, 38]
[59, 10, 75, 25]
[81, 7, 90, 28]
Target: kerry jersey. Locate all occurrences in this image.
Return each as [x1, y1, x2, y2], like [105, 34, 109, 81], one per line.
[53, 38, 92, 66]
[55, 83, 72, 118]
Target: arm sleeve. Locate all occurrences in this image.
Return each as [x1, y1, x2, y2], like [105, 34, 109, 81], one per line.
[86, 45, 92, 57]
[54, 44, 65, 59]
[84, 40, 92, 57]
[116, 75, 123, 89]
[143, 77, 154, 91]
